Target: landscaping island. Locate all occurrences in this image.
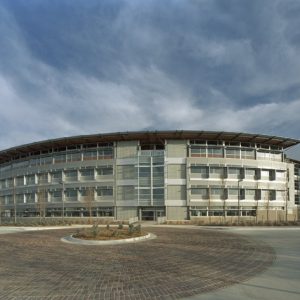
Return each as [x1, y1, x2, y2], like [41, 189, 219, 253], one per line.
[60, 223, 156, 245]
[74, 223, 144, 240]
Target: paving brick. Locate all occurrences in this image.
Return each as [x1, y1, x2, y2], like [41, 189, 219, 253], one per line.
[0, 228, 275, 299]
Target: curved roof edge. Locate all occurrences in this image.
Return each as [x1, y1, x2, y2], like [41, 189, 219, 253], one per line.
[0, 130, 299, 163]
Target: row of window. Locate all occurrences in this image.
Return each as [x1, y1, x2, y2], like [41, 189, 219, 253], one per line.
[190, 165, 285, 181]
[0, 148, 114, 173]
[294, 166, 300, 176]
[190, 187, 285, 201]
[190, 209, 257, 217]
[2, 187, 113, 204]
[190, 140, 282, 150]
[0, 167, 113, 188]
[1, 207, 114, 218]
[190, 146, 282, 161]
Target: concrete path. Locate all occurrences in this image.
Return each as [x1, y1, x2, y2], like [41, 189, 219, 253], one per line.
[184, 227, 300, 300]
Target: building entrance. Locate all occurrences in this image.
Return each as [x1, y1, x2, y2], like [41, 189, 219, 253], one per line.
[140, 207, 165, 221]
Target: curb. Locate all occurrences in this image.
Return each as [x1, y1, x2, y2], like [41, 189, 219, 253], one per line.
[61, 232, 157, 245]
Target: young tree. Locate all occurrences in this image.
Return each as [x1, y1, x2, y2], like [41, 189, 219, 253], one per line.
[221, 170, 226, 223]
[36, 188, 47, 221]
[255, 183, 259, 224]
[83, 187, 95, 219]
[0, 195, 3, 225]
[208, 186, 211, 225]
[264, 186, 270, 224]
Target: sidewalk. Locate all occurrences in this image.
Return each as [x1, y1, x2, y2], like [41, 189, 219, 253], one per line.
[184, 227, 300, 300]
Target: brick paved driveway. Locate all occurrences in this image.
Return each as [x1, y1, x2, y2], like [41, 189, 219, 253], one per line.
[0, 227, 275, 299]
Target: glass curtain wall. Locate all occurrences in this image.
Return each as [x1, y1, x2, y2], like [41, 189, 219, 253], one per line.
[137, 152, 164, 206]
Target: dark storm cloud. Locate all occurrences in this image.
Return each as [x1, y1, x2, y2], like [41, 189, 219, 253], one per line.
[0, 0, 299, 158]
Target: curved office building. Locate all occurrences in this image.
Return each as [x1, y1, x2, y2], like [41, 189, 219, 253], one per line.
[0, 131, 299, 222]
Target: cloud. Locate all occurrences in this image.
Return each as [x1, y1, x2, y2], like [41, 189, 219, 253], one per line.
[0, 0, 299, 159]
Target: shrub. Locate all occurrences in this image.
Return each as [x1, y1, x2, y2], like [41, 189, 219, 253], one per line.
[92, 224, 100, 237]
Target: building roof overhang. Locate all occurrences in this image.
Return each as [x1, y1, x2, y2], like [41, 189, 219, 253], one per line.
[0, 130, 299, 164]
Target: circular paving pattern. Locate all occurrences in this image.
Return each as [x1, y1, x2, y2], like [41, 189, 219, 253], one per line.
[0, 227, 275, 299]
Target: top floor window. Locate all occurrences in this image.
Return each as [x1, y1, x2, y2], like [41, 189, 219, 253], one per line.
[190, 146, 206, 157]
[226, 148, 240, 159]
[207, 147, 223, 158]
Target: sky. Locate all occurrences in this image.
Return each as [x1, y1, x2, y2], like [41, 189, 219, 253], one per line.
[0, 0, 300, 158]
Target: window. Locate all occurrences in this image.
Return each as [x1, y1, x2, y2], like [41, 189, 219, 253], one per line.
[190, 146, 206, 157]
[80, 169, 94, 177]
[207, 147, 223, 158]
[65, 170, 77, 179]
[26, 193, 35, 203]
[40, 156, 52, 165]
[97, 166, 113, 176]
[117, 186, 134, 200]
[13, 160, 28, 169]
[191, 209, 207, 216]
[245, 189, 256, 200]
[245, 168, 256, 179]
[191, 187, 208, 197]
[152, 156, 164, 165]
[153, 166, 164, 187]
[51, 172, 62, 181]
[29, 158, 39, 166]
[139, 167, 151, 177]
[98, 148, 113, 159]
[16, 176, 24, 186]
[261, 169, 270, 179]
[241, 149, 255, 159]
[51, 191, 62, 200]
[80, 189, 93, 197]
[226, 148, 240, 159]
[82, 150, 97, 161]
[227, 167, 240, 178]
[38, 173, 48, 184]
[153, 188, 164, 200]
[209, 167, 224, 177]
[210, 188, 224, 198]
[16, 194, 24, 204]
[0, 180, 5, 189]
[139, 189, 151, 200]
[54, 154, 65, 164]
[97, 187, 113, 197]
[65, 189, 77, 198]
[228, 188, 238, 196]
[66, 152, 81, 162]
[26, 175, 36, 185]
[191, 165, 208, 175]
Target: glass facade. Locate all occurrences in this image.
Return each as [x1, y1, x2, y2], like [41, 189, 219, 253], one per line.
[0, 132, 298, 221]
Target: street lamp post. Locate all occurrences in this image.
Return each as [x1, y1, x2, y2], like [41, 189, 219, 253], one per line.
[237, 179, 242, 225]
